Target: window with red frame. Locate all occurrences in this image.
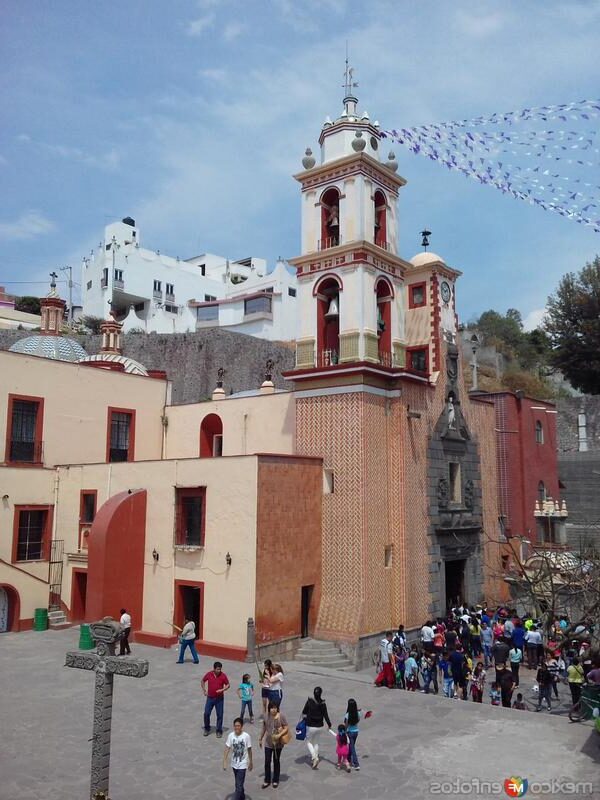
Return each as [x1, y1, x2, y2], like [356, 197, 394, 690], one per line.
[15, 507, 51, 561]
[6, 395, 43, 464]
[175, 488, 206, 547]
[107, 409, 134, 462]
[408, 348, 428, 373]
[80, 491, 97, 523]
[408, 282, 427, 309]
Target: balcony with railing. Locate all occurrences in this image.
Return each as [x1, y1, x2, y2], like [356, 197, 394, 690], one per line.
[374, 238, 391, 251]
[153, 290, 163, 300]
[317, 349, 339, 367]
[8, 439, 44, 464]
[317, 236, 340, 251]
[114, 279, 124, 290]
[165, 292, 175, 303]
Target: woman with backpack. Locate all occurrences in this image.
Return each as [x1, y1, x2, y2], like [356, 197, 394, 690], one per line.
[301, 687, 332, 769]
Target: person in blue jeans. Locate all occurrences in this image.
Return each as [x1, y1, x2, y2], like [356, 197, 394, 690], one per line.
[439, 652, 454, 698]
[176, 618, 199, 664]
[202, 662, 230, 737]
[237, 673, 254, 723]
[344, 698, 361, 770]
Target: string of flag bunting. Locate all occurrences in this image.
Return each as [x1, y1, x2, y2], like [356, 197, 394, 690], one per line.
[382, 99, 600, 232]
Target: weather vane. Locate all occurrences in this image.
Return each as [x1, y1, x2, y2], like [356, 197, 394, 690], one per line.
[421, 229, 432, 251]
[343, 42, 358, 98]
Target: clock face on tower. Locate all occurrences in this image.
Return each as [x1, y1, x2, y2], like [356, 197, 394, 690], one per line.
[440, 281, 451, 304]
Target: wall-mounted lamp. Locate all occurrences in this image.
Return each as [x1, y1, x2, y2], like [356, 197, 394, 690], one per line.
[152, 548, 159, 563]
[225, 552, 232, 567]
[2, 494, 9, 501]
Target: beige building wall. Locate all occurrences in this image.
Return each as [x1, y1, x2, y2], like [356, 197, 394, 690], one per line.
[165, 391, 295, 459]
[0, 468, 56, 606]
[57, 456, 258, 648]
[0, 351, 167, 467]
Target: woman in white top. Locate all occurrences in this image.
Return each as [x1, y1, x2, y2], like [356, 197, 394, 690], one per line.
[267, 664, 284, 708]
[261, 659, 273, 716]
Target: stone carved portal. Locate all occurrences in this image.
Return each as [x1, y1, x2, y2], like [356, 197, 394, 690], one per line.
[426, 342, 484, 615]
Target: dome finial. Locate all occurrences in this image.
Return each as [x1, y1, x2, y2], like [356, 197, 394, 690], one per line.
[421, 229, 432, 252]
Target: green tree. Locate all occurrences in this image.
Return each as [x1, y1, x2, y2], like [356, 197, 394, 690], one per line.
[477, 309, 524, 354]
[81, 315, 104, 334]
[544, 256, 600, 394]
[15, 296, 41, 315]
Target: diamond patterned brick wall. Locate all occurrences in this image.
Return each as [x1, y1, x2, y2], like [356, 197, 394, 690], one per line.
[294, 342, 501, 641]
[296, 392, 365, 638]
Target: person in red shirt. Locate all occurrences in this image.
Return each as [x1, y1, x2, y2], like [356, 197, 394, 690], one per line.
[202, 661, 230, 738]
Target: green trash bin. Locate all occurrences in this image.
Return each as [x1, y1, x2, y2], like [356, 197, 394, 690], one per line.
[33, 608, 48, 631]
[581, 684, 600, 721]
[79, 623, 95, 650]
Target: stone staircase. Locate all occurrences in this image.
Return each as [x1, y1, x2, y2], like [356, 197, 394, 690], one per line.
[48, 610, 70, 629]
[294, 638, 355, 671]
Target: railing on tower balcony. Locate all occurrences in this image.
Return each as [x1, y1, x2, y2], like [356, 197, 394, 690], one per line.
[317, 349, 339, 367]
[374, 238, 391, 251]
[9, 439, 43, 464]
[378, 351, 393, 368]
[114, 279, 124, 290]
[166, 292, 175, 303]
[318, 236, 340, 251]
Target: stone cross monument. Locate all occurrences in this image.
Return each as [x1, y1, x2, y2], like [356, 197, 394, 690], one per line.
[65, 617, 149, 800]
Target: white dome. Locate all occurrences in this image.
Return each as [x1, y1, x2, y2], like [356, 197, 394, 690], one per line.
[9, 335, 87, 362]
[409, 251, 446, 267]
[79, 353, 149, 376]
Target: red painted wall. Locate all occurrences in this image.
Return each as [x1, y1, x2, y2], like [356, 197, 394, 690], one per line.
[86, 489, 146, 630]
[491, 393, 559, 541]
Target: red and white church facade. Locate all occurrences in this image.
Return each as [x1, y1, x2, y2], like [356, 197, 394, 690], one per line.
[1, 84, 558, 665]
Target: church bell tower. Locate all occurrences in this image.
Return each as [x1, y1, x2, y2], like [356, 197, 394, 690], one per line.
[288, 67, 412, 379]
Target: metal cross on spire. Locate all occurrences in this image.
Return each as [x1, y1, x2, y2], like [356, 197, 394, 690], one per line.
[343, 43, 358, 99]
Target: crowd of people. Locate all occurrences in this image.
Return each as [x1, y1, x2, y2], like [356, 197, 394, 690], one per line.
[375, 606, 599, 714]
[188, 608, 598, 799]
[201, 657, 365, 799]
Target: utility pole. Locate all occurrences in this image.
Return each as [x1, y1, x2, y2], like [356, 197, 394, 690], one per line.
[60, 265, 73, 325]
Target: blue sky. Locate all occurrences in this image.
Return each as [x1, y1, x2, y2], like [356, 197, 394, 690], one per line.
[1, 0, 599, 328]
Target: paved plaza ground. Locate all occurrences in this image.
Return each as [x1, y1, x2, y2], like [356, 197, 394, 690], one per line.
[0, 629, 598, 800]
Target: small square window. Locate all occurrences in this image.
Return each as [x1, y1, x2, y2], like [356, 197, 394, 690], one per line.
[384, 545, 393, 568]
[288, 287, 297, 297]
[408, 348, 428, 373]
[409, 282, 427, 309]
[153, 280, 162, 292]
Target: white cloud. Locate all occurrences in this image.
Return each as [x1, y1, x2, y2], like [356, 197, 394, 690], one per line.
[523, 308, 547, 331]
[16, 135, 120, 170]
[187, 14, 215, 37]
[198, 68, 228, 83]
[0, 211, 55, 241]
[222, 21, 245, 42]
[454, 8, 509, 38]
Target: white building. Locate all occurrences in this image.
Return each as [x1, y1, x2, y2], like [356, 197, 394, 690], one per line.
[81, 217, 297, 340]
